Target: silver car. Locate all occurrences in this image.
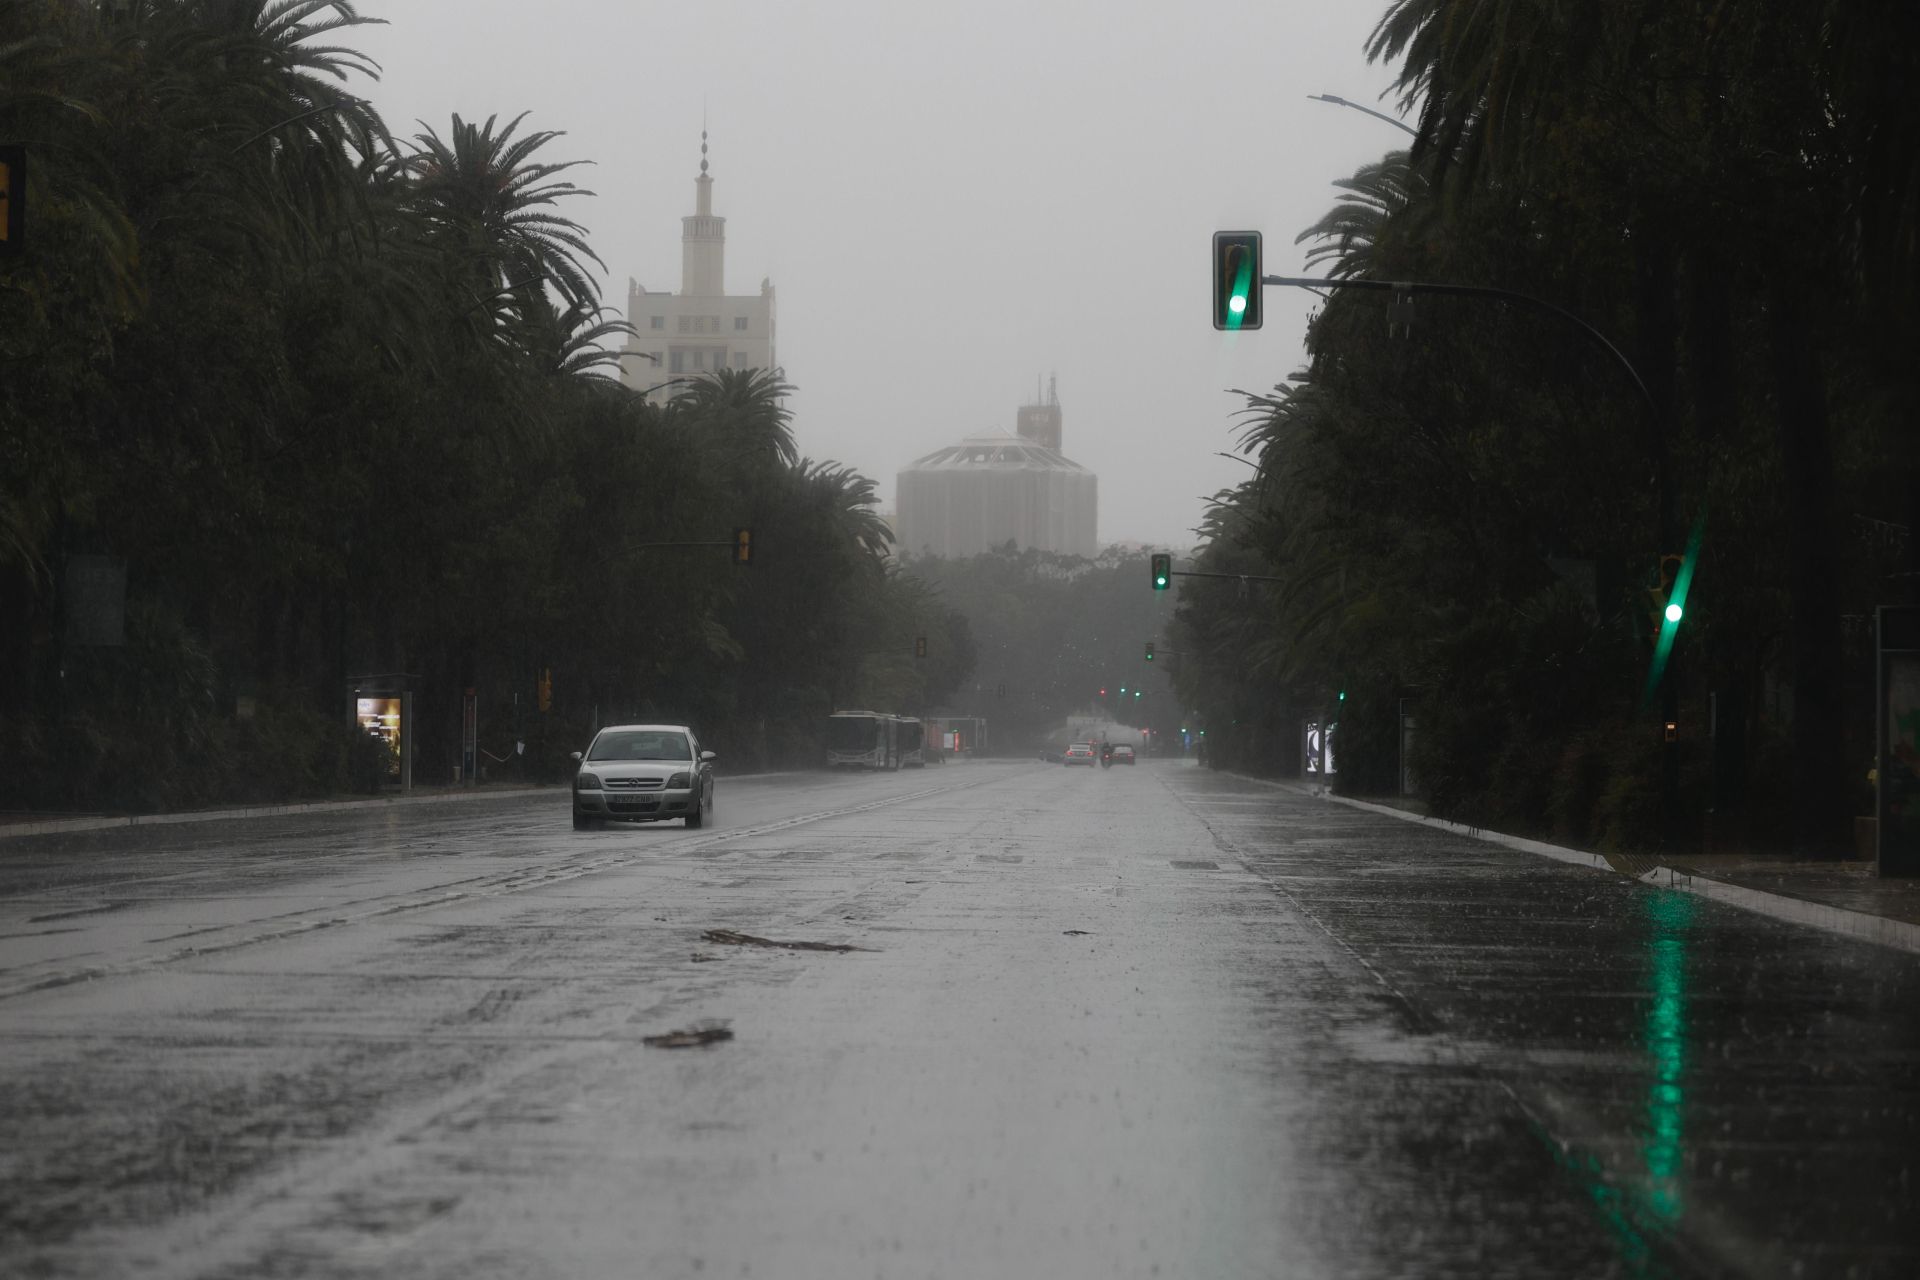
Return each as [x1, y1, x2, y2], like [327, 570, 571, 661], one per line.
[571, 724, 716, 830]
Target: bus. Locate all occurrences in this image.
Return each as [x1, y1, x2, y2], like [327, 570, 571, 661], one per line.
[826, 711, 924, 769]
[894, 716, 926, 768]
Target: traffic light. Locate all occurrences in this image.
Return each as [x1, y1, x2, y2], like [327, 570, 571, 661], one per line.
[1211, 230, 1262, 331]
[732, 527, 753, 565]
[1151, 553, 1171, 591]
[537, 668, 552, 713]
[1144, 642, 1155, 662]
[0, 147, 20, 256]
[1099, 687, 1107, 697]
[914, 635, 928, 659]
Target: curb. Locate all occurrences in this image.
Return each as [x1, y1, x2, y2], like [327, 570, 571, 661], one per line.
[0, 785, 558, 840]
[0, 769, 818, 842]
[1263, 779, 1920, 957]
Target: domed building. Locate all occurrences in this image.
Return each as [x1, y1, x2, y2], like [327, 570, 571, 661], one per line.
[894, 382, 1098, 559]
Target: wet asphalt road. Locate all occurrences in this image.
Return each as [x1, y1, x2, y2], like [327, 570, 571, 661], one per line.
[0, 760, 1915, 1279]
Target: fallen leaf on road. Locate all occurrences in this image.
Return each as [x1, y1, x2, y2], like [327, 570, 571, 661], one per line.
[643, 1021, 734, 1048]
[701, 929, 874, 953]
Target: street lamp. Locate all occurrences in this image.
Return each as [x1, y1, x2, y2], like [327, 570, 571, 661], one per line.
[1307, 94, 1418, 138]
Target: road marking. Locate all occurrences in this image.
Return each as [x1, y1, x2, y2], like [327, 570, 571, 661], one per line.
[0, 776, 999, 1002]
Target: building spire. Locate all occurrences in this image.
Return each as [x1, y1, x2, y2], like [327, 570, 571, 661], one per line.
[683, 124, 725, 295]
[695, 128, 713, 217]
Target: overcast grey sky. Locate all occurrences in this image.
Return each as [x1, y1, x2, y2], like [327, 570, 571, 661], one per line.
[355, 1, 1406, 548]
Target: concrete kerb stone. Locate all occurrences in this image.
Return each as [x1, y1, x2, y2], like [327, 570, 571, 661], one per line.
[0, 785, 558, 840]
[0, 770, 811, 842]
[1257, 778, 1920, 957]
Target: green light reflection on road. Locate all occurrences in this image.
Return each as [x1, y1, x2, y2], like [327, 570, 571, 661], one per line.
[1536, 887, 1695, 1277]
[1641, 889, 1694, 1229]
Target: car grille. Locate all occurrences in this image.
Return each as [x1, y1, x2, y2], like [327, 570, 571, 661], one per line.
[605, 777, 666, 791]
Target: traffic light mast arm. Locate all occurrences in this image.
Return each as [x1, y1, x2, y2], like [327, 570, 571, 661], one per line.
[1261, 273, 1668, 548]
[1260, 275, 1655, 424]
[1165, 568, 1287, 585]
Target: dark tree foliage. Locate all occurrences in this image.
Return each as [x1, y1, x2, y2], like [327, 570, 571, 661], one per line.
[1175, 1, 1920, 855]
[0, 0, 951, 808]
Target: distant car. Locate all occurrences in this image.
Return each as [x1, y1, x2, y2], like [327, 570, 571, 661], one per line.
[1110, 744, 1136, 765]
[1063, 743, 1097, 767]
[571, 724, 715, 830]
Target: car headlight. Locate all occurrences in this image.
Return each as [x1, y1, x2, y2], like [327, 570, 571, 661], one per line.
[575, 772, 602, 790]
[666, 771, 691, 789]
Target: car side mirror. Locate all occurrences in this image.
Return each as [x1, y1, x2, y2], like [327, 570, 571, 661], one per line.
[700, 750, 717, 762]
[569, 751, 583, 762]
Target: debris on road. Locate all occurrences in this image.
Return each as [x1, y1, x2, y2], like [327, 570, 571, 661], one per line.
[700, 929, 874, 953]
[643, 1021, 734, 1049]
[689, 952, 720, 963]
[1063, 929, 1093, 936]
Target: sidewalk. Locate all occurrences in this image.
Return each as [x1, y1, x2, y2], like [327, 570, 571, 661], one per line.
[1276, 781, 1920, 955]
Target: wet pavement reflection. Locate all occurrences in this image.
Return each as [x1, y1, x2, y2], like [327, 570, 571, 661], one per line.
[1182, 770, 1918, 1279]
[0, 762, 1913, 1278]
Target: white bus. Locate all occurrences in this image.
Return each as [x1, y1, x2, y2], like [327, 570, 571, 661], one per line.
[827, 711, 928, 770]
[894, 716, 926, 768]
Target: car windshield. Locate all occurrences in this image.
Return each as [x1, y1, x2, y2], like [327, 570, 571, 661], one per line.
[587, 730, 691, 762]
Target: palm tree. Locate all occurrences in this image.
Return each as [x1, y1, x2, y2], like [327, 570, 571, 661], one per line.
[403, 111, 606, 321]
[665, 367, 800, 474]
[1295, 150, 1416, 280]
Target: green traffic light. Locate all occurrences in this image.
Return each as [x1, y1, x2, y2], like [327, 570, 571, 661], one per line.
[1213, 231, 1263, 330]
[1227, 255, 1253, 329]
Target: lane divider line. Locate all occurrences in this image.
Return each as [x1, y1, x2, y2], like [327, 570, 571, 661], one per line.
[0, 775, 1001, 1002]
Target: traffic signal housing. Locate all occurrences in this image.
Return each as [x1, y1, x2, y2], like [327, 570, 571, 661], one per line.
[732, 527, 753, 565]
[914, 635, 928, 659]
[1144, 642, 1155, 662]
[1151, 553, 1171, 591]
[1211, 231, 1262, 331]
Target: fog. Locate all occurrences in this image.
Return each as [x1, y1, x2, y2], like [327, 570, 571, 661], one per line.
[354, 1, 1401, 548]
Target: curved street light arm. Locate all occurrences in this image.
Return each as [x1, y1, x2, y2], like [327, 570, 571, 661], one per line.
[1307, 94, 1418, 139]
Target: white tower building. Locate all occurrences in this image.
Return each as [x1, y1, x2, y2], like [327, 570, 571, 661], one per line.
[620, 133, 776, 402]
